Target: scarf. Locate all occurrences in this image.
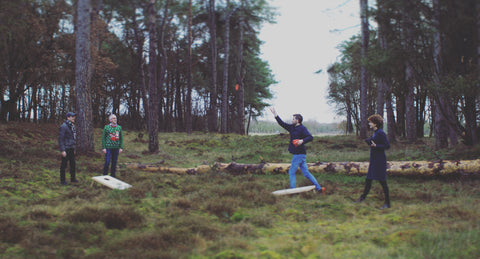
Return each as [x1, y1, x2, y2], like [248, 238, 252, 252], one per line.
[66, 120, 76, 140]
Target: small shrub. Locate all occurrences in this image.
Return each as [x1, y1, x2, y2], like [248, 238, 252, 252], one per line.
[67, 206, 144, 229]
[206, 197, 238, 220]
[101, 206, 145, 229]
[0, 217, 25, 243]
[229, 222, 257, 237]
[173, 197, 192, 210]
[27, 209, 53, 220]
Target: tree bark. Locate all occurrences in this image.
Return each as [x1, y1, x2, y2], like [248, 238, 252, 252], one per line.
[132, 7, 147, 131]
[186, 0, 193, 134]
[432, 0, 448, 149]
[235, 14, 245, 135]
[75, 0, 94, 153]
[147, 0, 159, 152]
[403, 0, 417, 143]
[207, 0, 218, 132]
[221, 1, 233, 134]
[359, 0, 369, 139]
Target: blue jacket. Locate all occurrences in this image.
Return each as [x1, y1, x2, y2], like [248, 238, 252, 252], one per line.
[275, 116, 313, 155]
[59, 122, 76, 151]
[365, 128, 390, 180]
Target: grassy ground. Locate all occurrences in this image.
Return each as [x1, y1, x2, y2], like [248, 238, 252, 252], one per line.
[0, 123, 479, 258]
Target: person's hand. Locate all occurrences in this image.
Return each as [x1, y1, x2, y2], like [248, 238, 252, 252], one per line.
[61, 151, 66, 157]
[371, 140, 376, 147]
[269, 107, 278, 117]
[102, 149, 107, 154]
[119, 149, 123, 154]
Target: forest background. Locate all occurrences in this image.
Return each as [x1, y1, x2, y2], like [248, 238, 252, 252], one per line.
[1, 0, 480, 150]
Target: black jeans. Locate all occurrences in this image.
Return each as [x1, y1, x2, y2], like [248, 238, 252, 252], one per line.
[60, 148, 76, 182]
[361, 179, 390, 205]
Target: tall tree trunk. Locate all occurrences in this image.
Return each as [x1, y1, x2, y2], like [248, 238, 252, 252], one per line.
[432, 0, 448, 149]
[375, 0, 387, 118]
[464, 94, 477, 145]
[468, 0, 480, 145]
[186, 0, 193, 134]
[235, 15, 245, 135]
[207, 0, 218, 132]
[359, 0, 369, 139]
[75, 0, 94, 153]
[132, 5, 148, 130]
[385, 91, 396, 143]
[147, 0, 159, 152]
[157, 0, 169, 131]
[221, 2, 233, 133]
[403, 0, 416, 143]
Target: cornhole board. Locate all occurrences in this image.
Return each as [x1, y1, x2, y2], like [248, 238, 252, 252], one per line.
[92, 175, 132, 190]
[272, 185, 316, 196]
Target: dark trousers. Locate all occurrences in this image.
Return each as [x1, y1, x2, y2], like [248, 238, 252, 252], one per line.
[361, 179, 390, 205]
[103, 148, 119, 177]
[60, 148, 76, 182]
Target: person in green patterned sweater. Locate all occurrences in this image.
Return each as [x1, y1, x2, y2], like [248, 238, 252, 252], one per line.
[102, 114, 123, 177]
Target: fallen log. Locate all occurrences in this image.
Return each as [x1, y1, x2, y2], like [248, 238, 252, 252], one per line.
[215, 159, 480, 176]
[123, 163, 210, 175]
[123, 159, 480, 176]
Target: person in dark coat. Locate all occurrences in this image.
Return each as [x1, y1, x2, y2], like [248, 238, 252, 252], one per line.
[355, 114, 391, 209]
[58, 112, 77, 185]
[270, 107, 324, 193]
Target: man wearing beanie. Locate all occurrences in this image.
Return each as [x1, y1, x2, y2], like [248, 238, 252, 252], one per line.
[58, 112, 78, 185]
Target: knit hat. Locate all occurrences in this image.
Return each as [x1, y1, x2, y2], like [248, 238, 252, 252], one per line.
[66, 112, 76, 118]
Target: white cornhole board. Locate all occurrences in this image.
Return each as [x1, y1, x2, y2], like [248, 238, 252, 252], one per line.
[92, 175, 132, 190]
[272, 185, 316, 196]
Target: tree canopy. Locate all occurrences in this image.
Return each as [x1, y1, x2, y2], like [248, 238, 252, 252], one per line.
[0, 0, 277, 137]
[327, 0, 480, 148]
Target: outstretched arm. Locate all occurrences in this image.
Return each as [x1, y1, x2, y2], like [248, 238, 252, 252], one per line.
[269, 107, 278, 117]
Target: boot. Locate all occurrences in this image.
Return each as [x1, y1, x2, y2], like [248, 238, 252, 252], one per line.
[354, 196, 365, 203]
[379, 203, 390, 210]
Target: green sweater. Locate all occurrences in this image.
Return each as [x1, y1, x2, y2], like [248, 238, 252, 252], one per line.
[102, 124, 123, 149]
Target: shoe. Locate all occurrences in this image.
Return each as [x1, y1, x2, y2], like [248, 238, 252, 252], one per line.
[355, 196, 365, 203]
[379, 203, 391, 210]
[71, 179, 79, 183]
[61, 181, 68, 186]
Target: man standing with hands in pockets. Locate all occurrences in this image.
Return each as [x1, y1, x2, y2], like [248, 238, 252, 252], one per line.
[102, 114, 123, 178]
[58, 112, 78, 185]
[270, 107, 325, 193]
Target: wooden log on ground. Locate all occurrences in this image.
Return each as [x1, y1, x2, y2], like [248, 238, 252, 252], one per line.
[124, 163, 210, 175]
[214, 159, 480, 176]
[124, 159, 480, 177]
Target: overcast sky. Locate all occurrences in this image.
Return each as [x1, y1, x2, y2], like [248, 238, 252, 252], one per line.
[259, 0, 360, 123]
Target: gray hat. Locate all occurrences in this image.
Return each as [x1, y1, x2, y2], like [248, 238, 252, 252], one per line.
[66, 112, 76, 118]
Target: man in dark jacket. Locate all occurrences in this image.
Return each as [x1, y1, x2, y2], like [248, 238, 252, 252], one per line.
[270, 107, 324, 193]
[58, 112, 77, 185]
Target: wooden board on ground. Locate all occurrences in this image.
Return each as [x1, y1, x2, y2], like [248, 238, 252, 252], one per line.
[272, 185, 316, 196]
[92, 175, 132, 190]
